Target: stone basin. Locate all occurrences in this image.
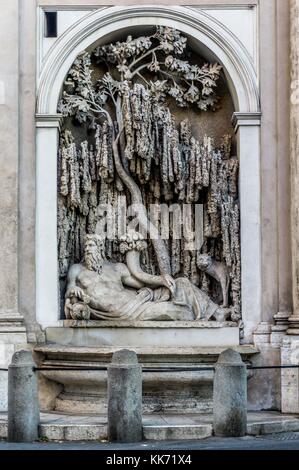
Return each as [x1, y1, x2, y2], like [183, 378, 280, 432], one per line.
[34, 321, 257, 415]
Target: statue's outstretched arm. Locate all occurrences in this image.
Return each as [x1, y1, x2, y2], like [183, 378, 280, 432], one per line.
[122, 276, 144, 289]
[126, 251, 163, 287]
[119, 233, 176, 295]
[126, 251, 175, 294]
[121, 265, 145, 290]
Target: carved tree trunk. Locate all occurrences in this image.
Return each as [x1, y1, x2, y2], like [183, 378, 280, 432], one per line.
[112, 96, 171, 275]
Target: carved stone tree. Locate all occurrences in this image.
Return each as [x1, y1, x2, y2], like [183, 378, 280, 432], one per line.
[58, 27, 241, 322]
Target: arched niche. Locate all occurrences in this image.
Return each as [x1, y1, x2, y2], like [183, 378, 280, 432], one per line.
[36, 5, 261, 342]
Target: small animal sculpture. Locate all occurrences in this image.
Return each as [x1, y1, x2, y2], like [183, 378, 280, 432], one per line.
[197, 254, 231, 308]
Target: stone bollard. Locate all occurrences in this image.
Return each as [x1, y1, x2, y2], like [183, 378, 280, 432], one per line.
[8, 350, 40, 442]
[213, 349, 247, 437]
[107, 349, 142, 442]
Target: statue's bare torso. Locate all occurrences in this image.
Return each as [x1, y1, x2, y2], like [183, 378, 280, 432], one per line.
[69, 262, 136, 313]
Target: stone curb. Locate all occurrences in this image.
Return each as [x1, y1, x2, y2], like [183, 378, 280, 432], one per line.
[247, 420, 299, 436]
[1, 417, 299, 442]
[143, 424, 213, 441]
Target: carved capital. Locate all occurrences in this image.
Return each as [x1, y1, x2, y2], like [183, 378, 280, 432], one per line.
[36, 113, 63, 129]
[231, 112, 261, 133]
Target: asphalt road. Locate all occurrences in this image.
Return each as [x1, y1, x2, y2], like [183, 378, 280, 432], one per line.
[1, 433, 299, 450]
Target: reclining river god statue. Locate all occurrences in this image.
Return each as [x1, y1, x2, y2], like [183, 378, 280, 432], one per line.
[64, 233, 231, 322]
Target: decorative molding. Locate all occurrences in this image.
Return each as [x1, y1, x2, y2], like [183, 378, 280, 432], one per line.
[0, 313, 24, 322]
[38, 0, 258, 6]
[36, 113, 63, 129]
[42, 4, 257, 10]
[40, 5, 101, 12]
[187, 4, 257, 11]
[232, 111, 261, 132]
[253, 321, 272, 346]
[0, 313, 26, 332]
[36, 5, 260, 115]
[271, 311, 290, 347]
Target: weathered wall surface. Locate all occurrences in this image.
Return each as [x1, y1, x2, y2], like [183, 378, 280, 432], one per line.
[0, 0, 19, 314]
[0, 0, 28, 411]
[19, 0, 43, 342]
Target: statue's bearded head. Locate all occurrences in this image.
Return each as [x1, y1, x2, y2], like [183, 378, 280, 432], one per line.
[84, 234, 106, 272]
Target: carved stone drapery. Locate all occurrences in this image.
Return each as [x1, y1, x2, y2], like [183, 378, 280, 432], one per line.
[289, 0, 299, 334]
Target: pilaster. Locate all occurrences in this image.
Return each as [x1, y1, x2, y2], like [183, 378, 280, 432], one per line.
[0, 0, 27, 411]
[36, 114, 63, 329]
[232, 112, 262, 343]
[281, 0, 299, 413]
[289, 0, 299, 334]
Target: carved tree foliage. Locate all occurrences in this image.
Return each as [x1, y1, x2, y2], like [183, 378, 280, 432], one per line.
[57, 27, 241, 320]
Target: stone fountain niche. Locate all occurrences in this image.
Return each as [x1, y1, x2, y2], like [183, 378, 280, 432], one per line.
[35, 16, 260, 413]
[58, 25, 240, 321]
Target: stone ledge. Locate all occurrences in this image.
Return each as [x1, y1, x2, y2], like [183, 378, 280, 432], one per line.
[34, 344, 259, 362]
[0, 327, 26, 334]
[39, 423, 107, 442]
[0, 313, 24, 322]
[63, 320, 238, 328]
[247, 419, 299, 436]
[45, 323, 241, 348]
[0, 313, 26, 332]
[143, 424, 213, 441]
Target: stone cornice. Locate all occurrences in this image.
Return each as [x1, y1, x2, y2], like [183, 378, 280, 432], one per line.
[0, 313, 26, 331]
[36, 113, 63, 129]
[0, 313, 24, 322]
[232, 111, 262, 132]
